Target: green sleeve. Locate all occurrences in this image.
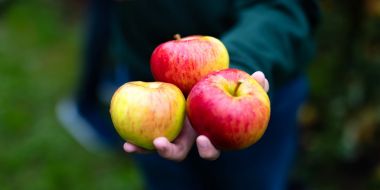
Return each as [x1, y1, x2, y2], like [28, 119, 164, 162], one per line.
[221, 0, 317, 89]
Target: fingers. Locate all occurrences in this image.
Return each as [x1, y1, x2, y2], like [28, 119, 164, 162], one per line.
[251, 71, 269, 92]
[123, 117, 222, 161]
[252, 71, 265, 87]
[153, 118, 196, 161]
[124, 135, 221, 161]
[123, 142, 150, 154]
[264, 78, 269, 92]
[123, 137, 191, 161]
[153, 137, 189, 162]
[123, 117, 196, 161]
[154, 137, 186, 161]
[196, 135, 220, 160]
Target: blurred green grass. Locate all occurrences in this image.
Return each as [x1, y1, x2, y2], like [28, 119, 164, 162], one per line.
[0, 1, 143, 189]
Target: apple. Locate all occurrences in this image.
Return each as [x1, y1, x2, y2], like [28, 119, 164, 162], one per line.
[109, 81, 186, 150]
[150, 34, 229, 95]
[186, 69, 271, 150]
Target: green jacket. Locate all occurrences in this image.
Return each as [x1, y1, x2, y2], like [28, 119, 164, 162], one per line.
[106, 0, 318, 90]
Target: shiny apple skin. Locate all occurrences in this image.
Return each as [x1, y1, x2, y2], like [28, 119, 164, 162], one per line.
[150, 35, 229, 95]
[109, 81, 186, 150]
[187, 69, 271, 150]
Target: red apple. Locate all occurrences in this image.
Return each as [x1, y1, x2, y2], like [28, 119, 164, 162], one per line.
[109, 81, 186, 150]
[150, 34, 229, 95]
[186, 69, 271, 150]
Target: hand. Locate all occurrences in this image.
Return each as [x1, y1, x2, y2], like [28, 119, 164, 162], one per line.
[124, 117, 220, 161]
[123, 71, 269, 161]
[252, 71, 270, 92]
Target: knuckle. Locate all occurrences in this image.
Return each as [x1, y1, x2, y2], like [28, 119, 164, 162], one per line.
[172, 150, 188, 162]
[159, 147, 187, 162]
[173, 155, 186, 162]
[200, 151, 219, 161]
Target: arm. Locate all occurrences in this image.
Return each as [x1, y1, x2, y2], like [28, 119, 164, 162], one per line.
[222, 0, 318, 89]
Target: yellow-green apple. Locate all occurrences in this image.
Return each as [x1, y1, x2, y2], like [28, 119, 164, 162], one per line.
[187, 69, 271, 150]
[109, 81, 186, 150]
[150, 34, 229, 95]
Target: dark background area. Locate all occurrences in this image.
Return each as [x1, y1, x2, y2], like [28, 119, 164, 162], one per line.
[0, 0, 379, 189]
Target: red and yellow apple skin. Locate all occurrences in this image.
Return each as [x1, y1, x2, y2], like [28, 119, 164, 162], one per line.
[109, 81, 186, 150]
[150, 35, 229, 96]
[186, 69, 271, 150]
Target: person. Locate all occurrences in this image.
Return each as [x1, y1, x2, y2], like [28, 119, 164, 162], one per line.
[57, 0, 319, 189]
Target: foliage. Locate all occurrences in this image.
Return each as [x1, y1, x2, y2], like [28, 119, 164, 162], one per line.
[294, 0, 380, 189]
[0, 1, 143, 189]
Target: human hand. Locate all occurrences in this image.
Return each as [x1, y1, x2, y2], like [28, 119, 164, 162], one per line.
[251, 71, 269, 92]
[123, 71, 269, 161]
[124, 117, 220, 161]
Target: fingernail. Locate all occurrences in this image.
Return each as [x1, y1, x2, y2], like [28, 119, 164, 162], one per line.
[154, 141, 167, 153]
[199, 141, 208, 149]
[253, 71, 264, 77]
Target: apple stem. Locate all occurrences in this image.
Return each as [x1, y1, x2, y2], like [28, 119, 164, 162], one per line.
[174, 34, 181, 40]
[234, 80, 244, 96]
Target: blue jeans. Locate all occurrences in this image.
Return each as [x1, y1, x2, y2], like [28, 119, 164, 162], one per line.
[132, 77, 308, 190]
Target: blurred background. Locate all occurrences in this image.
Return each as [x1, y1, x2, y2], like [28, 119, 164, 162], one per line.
[0, 0, 379, 189]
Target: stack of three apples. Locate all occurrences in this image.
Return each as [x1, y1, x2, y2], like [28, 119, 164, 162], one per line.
[109, 34, 270, 151]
